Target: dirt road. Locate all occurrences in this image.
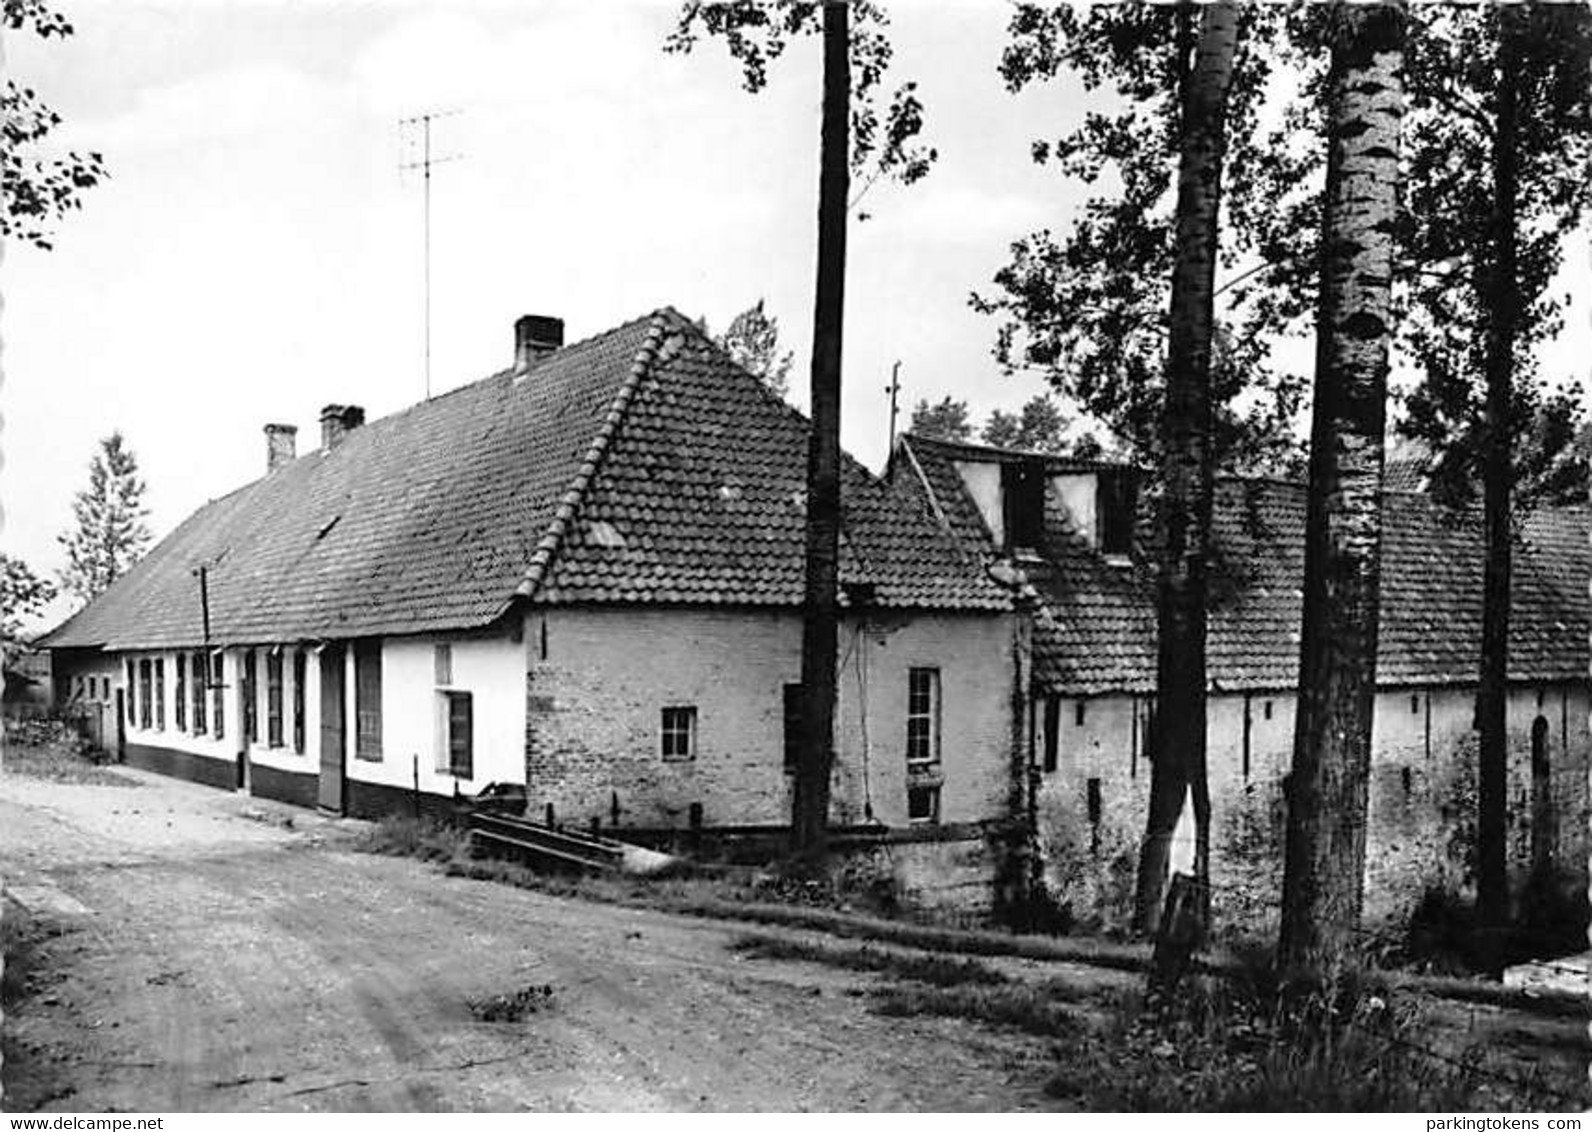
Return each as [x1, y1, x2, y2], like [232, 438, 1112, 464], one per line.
[1, 764, 1063, 1112]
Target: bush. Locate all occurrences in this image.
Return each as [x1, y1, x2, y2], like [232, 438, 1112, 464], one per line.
[358, 815, 469, 864]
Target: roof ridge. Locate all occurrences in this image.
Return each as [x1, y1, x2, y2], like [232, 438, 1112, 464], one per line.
[514, 311, 673, 601]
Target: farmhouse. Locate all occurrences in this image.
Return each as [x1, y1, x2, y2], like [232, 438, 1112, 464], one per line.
[891, 433, 1592, 930]
[42, 310, 1031, 910]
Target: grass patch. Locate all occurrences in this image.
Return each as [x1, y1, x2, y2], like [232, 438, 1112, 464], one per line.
[356, 814, 472, 864]
[1044, 969, 1564, 1111]
[468, 983, 555, 1022]
[730, 933, 1009, 987]
[871, 981, 1088, 1038]
[1, 728, 135, 787]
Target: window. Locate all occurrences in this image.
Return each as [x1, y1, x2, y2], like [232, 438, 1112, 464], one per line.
[212, 652, 225, 740]
[126, 660, 137, 724]
[782, 683, 803, 769]
[242, 650, 258, 743]
[292, 650, 306, 752]
[1000, 459, 1045, 551]
[266, 650, 284, 748]
[175, 654, 187, 731]
[907, 784, 940, 824]
[444, 691, 473, 778]
[434, 643, 453, 686]
[153, 659, 165, 730]
[1263, 700, 1273, 721]
[192, 652, 207, 735]
[1410, 694, 1420, 715]
[906, 668, 940, 764]
[1087, 778, 1103, 825]
[355, 639, 382, 761]
[1097, 470, 1138, 557]
[661, 706, 696, 761]
[138, 660, 152, 729]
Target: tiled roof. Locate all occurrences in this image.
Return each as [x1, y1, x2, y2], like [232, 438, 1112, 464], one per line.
[43, 312, 1006, 652]
[897, 433, 1591, 696]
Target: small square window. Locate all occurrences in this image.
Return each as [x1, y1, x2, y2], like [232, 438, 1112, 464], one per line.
[1263, 700, 1273, 721]
[907, 784, 940, 824]
[1074, 700, 1086, 727]
[661, 706, 697, 761]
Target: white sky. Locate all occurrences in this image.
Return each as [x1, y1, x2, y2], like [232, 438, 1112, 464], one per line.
[2, 0, 1588, 627]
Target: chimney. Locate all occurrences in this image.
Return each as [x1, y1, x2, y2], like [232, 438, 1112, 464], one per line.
[513, 314, 565, 377]
[320, 404, 365, 452]
[264, 423, 298, 473]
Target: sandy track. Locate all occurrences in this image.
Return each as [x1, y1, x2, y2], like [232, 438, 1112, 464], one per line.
[1, 766, 1060, 1112]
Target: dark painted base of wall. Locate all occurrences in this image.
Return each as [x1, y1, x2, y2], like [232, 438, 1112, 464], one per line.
[125, 742, 237, 791]
[344, 776, 467, 825]
[250, 761, 319, 810]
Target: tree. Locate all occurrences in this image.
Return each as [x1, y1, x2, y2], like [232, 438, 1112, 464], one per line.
[718, 299, 795, 397]
[2, 0, 107, 249]
[1392, 3, 1592, 958]
[0, 553, 56, 655]
[58, 432, 152, 606]
[1278, 1, 1405, 982]
[669, 0, 934, 855]
[982, 394, 1079, 454]
[1131, 0, 1240, 938]
[908, 395, 972, 443]
[975, 5, 1305, 478]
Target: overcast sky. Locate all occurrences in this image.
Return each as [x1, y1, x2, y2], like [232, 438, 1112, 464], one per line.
[3, 1, 1589, 627]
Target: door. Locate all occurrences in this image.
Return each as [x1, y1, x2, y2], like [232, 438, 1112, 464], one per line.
[318, 644, 346, 813]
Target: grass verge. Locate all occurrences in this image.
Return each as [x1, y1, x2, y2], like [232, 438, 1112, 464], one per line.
[1, 731, 135, 787]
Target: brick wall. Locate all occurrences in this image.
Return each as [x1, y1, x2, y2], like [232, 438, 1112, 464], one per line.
[1035, 680, 1591, 934]
[522, 606, 1019, 836]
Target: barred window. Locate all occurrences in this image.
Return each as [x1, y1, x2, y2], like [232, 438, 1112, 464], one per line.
[355, 639, 382, 761]
[292, 650, 306, 752]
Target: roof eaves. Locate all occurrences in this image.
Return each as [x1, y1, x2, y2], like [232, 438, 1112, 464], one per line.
[513, 311, 672, 602]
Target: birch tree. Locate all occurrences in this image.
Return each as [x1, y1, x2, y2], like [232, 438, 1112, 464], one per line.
[58, 432, 151, 606]
[1278, 1, 1406, 982]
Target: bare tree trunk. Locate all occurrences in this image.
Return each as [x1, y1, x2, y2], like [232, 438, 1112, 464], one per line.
[1278, 1, 1404, 983]
[1474, 5, 1521, 971]
[1133, 0, 1238, 936]
[792, 0, 849, 857]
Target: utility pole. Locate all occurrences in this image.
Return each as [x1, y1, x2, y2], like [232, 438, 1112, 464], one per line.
[885, 360, 901, 457]
[399, 109, 463, 400]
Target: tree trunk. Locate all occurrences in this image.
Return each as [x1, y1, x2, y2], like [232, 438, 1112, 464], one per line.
[792, 0, 849, 857]
[1132, 0, 1238, 936]
[1474, 5, 1521, 969]
[1278, 1, 1404, 983]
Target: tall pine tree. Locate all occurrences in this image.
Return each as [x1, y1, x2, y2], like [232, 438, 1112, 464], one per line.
[58, 432, 151, 606]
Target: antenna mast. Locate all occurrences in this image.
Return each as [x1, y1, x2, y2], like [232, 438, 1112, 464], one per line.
[885, 360, 902, 458]
[399, 109, 463, 400]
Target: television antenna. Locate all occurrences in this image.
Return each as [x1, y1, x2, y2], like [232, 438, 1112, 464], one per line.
[399, 109, 464, 399]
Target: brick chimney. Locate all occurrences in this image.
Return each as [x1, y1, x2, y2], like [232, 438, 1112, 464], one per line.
[264, 423, 298, 473]
[513, 315, 565, 378]
[320, 404, 365, 452]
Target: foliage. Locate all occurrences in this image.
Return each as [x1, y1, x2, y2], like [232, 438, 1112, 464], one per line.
[716, 298, 794, 397]
[982, 393, 1100, 456]
[57, 432, 152, 607]
[907, 395, 972, 443]
[665, 1, 936, 215]
[1395, 4, 1592, 512]
[0, 553, 56, 647]
[972, 4, 1306, 476]
[2, 0, 108, 249]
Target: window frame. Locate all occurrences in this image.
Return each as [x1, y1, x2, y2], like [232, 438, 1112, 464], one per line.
[191, 651, 207, 735]
[907, 784, 941, 824]
[444, 690, 473, 779]
[242, 650, 258, 743]
[782, 683, 803, 770]
[265, 650, 284, 748]
[355, 639, 383, 761]
[175, 654, 187, 731]
[905, 667, 941, 766]
[660, 705, 697, 762]
[153, 658, 165, 730]
[292, 650, 306, 752]
[138, 660, 152, 729]
[212, 651, 226, 740]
